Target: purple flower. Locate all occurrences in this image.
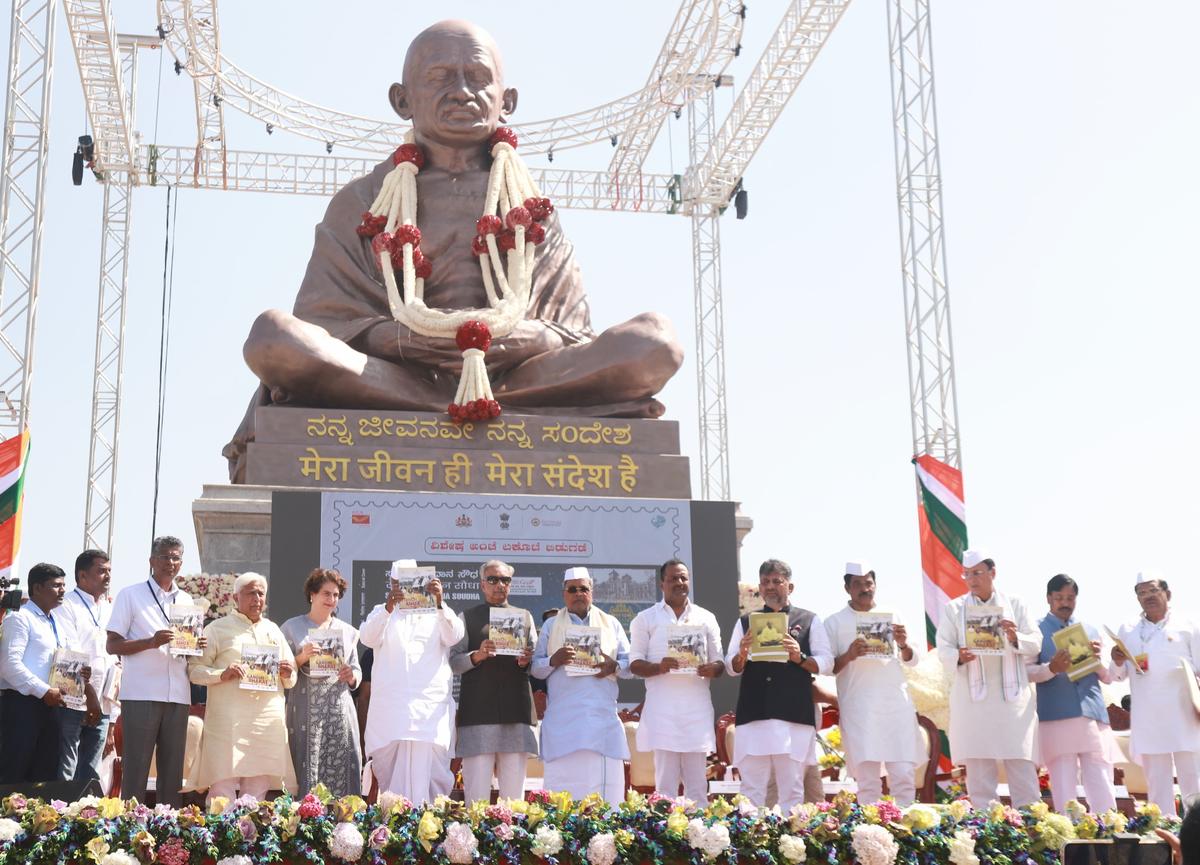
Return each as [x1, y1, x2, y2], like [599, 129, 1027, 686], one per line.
[237, 815, 257, 841]
[369, 825, 390, 850]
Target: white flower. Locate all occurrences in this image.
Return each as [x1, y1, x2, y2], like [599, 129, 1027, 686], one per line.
[738, 798, 759, 816]
[587, 832, 617, 865]
[329, 822, 365, 861]
[0, 818, 21, 843]
[686, 819, 731, 861]
[531, 825, 563, 857]
[1065, 800, 1087, 820]
[100, 852, 140, 865]
[66, 796, 101, 818]
[377, 791, 401, 815]
[948, 830, 979, 865]
[443, 822, 478, 864]
[851, 824, 900, 865]
[215, 857, 253, 865]
[779, 834, 808, 864]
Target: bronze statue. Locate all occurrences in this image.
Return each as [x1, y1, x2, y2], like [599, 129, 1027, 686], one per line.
[224, 20, 683, 481]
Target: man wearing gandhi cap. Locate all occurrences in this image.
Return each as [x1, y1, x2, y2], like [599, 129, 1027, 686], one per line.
[1109, 570, 1200, 814]
[824, 561, 924, 805]
[936, 550, 1041, 806]
[531, 566, 632, 803]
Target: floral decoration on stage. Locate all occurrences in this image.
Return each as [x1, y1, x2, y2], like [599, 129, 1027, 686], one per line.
[174, 573, 237, 623]
[0, 788, 1174, 865]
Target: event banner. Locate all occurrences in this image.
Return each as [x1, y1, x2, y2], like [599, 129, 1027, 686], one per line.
[318, 490, 693, 633]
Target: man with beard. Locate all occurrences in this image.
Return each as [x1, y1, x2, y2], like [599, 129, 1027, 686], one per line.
[1026, 573, 1118, 813]
[824, 562, 923, 805]
[725, 559, 833, 810]
[1110, 571, 1200, 814]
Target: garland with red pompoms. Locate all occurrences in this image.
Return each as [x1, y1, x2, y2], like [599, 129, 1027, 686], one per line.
[355, 128, 554, 421]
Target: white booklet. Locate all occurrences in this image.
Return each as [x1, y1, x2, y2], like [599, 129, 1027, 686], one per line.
[666, 624, 707, 674]
[489, 608, 529, 656]
[963, 605, 1005, 655]
[564, 625, 603, 676]
[239, 643, 280, 692]
[855, 611, 895, 657]
[389, 563, 437, 613]
[50, 648, 89, 710]
[306, 629, 345, 679]
[168, 603, 206, 657]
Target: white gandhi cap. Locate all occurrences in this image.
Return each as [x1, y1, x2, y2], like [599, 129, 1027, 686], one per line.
[844, 561, 873, 577]
[1135, 569, 1165, 586]
[962, 550, 991, 569]
[563, 566, 592, 583]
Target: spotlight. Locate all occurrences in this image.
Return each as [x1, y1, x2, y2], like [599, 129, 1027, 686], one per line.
[610, 135, 618, 147]
[326, 141, 334, 154]
[734, 186, 748, 220]
[265, 123, 273, 135]
[173, 59, 183, 75]
[739, 4, 747, 18]
[734, 43, 742, 57]
[674, 108, 682, 120]
[72, 133, 94, 185]
[547, 148, 554, 163]
[212, 93, 221, 107]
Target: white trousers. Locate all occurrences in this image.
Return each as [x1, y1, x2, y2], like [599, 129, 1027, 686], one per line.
[207, 774, 274, 803]
[369, 741, 452, 805]
[460, 752, 528, 805]
[852, 760, 917, 806]
[1141, 751, 1200, 815]
[544, 750, 624, 804]
[739, 754, 805, 811]
[1045, 753, 1116, 814]
[964, 758, 1041, 807]
[653, 750, 708, 801]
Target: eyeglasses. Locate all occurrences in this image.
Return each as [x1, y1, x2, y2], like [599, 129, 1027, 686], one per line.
[154, 555, 183, 563]
[485, 576, 512, 585]
[565, 586, 591, 594]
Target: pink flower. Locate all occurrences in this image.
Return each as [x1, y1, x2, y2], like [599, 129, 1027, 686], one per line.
[484, 804, 513, 825]
[237, 816, 257, 841]
[494, 823, 514, 842]
[368, 826, 390, 851]
[876, 801, 903, 824]
[298, 795, 325, 819]
[157, 838, 189, 865]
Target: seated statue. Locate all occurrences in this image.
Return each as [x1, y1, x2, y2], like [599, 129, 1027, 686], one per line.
[224, 19, 684, 481]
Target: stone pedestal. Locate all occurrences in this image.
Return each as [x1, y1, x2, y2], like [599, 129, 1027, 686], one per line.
[192, 484, 274, 576]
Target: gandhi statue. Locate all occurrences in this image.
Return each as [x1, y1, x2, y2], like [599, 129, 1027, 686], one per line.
[224, 20, 684, 481]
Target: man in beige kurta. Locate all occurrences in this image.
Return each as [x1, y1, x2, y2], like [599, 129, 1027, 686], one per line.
[188, 573, 297, 800]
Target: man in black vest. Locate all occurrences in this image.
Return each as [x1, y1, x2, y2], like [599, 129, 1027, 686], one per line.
[725, 558, 833, 810]
[449, 559, 538, 804]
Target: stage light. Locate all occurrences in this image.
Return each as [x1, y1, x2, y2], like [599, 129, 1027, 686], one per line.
[674, 108, 682, 120]
[547, 148, 554, 163]
[739, 4, 747, 18]
[212, 93, 221, 107]
[72, 134, 94, 186]
[734, 187, 748, 220]
[266, 123, 273, 135]
[610, 135, 618, 147]
[734, 43, 742, 57]
[173, 59, 183, 75]
[326, 141, 334, 154]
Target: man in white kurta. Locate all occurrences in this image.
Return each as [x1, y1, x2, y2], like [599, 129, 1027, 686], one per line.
[361, 561, 465, 804]
[531, 567, 632, 804]
[825, 561, 924, 805]
[1109, 570, 1200, 815]
[935, 549, 1041, 807]
[629, 559, 724, 800]
[726, 559, 834, 811]
[187, 573, 298, 800]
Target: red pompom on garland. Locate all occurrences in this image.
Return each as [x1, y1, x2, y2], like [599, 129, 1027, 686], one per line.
[497, 229, 517, 252]
[356, 212, 387, 238]
[527, 223, 546, 245]
[476, 215, 503, 236]
[394, 224, 421, 247]
[523, 197, 554, 222]
[505, 207, 532, 230]
[470, 235, 489, 257]
[370, 232, 393, 257]
[392, 143, 425, 168]
[447, 399, 501, 423]
[413, 249, 433, 280]
[489, 127, 519, 150]
[455, 320, 492, 352]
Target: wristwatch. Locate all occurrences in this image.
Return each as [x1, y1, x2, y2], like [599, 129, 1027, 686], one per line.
[795, 649, 808, 666]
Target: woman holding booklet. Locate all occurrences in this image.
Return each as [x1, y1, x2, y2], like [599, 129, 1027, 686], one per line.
[282, 568, 363, 797]
[187, 572, 298, 801]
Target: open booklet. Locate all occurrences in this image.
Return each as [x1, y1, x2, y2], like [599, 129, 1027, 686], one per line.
[564, 625, 603, 676]
[239, 643, 280, 691]
[855, 612, 895, 657]
[748, 611, 789, 662]
[306, 630, 345, 679]
[168, 604, 206, 657]
[389, 563, 437, 613]
[1103, 626, 1145, 675]
[963, 605, 1005, 655]
[50, 649, 89, 710]
[666, 624, 707, 674]
[1051, 623, 1102, 682]
[489, 608, 529, 656]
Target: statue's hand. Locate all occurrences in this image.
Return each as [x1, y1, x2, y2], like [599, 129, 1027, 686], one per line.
[361, 321, 463, 371]
[485, 320, 566, 374]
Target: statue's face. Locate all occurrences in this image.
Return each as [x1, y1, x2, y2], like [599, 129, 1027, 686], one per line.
[397, 28, 510, 148]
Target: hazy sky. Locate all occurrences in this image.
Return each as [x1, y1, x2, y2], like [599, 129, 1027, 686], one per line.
[7, 1, 1197, 638]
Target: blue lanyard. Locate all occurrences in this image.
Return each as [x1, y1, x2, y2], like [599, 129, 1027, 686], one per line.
[74, 589, 100, 629]
[32, 605, 59, 647]
[146, 580, 173, 626]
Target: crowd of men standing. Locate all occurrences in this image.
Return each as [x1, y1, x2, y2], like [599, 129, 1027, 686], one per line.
[0, 539, 1196, 819]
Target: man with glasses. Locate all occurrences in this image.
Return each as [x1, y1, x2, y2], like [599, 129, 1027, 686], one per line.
[1110, 571, 1200, 814]
[107, 536, 205, 805]
[532, 567, 631, 803]
[449, 560, 538, 803]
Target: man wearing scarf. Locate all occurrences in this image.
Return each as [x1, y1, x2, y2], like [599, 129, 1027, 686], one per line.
[936, 549, 1041, 806]
[531, 567, 631, 803]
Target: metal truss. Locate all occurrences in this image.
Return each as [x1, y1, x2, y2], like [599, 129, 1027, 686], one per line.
[83, 39, 139, 552]
[142, 145, 682, 213]
[155, 0, 746, 157]
[686, 79, 730, 501]
[888, 0, 960, 468]
[686, 0, 852, 211]
[179, 0, 226, 186]
[0, 0, 55, 439]
[62, 0, 134, 171]
[607, 0, 744, 183]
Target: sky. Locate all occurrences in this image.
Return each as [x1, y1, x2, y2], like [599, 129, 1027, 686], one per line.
[4, 1, 1198, 640]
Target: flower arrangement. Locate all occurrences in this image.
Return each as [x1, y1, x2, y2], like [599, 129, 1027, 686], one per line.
[816, 725, 845, 773]
[175, 573, 237, 622]
[0, 787, 1176, 865]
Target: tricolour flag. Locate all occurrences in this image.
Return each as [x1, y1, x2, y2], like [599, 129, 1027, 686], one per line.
[0, 429, 31, 581]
